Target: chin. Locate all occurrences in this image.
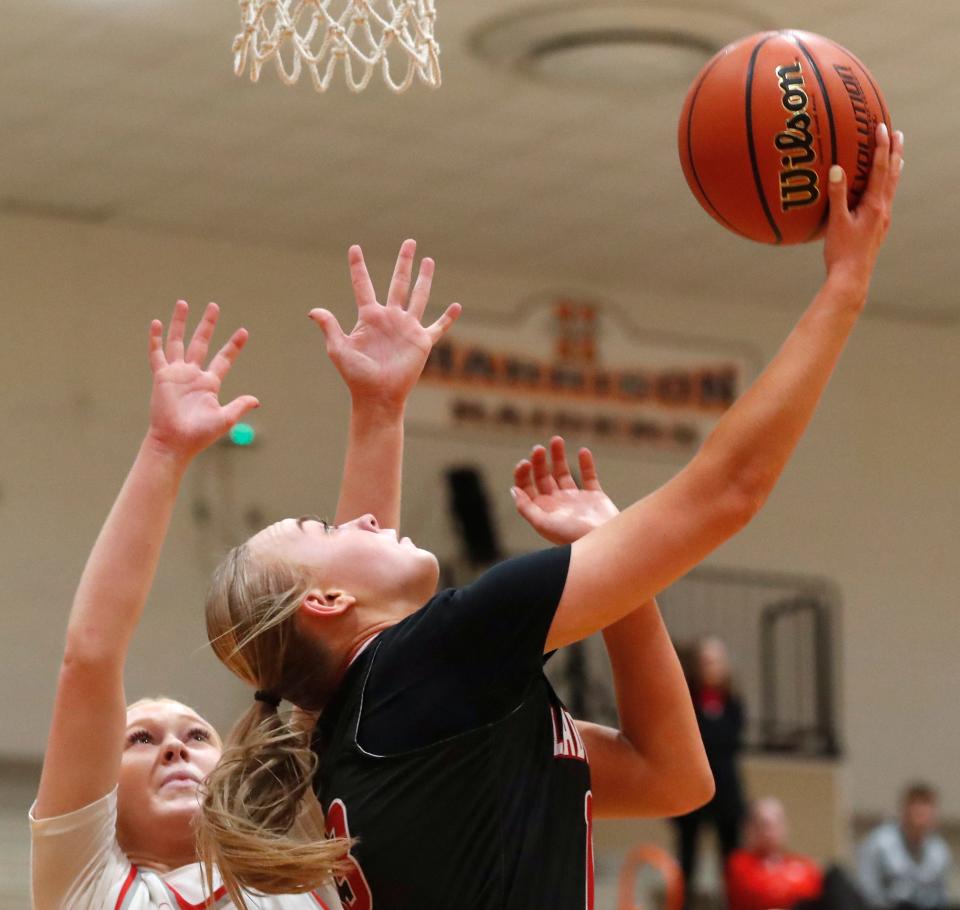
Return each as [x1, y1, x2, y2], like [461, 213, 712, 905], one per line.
[153, 792, 204, 823]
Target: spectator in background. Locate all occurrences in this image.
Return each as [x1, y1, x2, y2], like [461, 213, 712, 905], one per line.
[674, 636, 747, 903]
[727, 797, 823, 910]
[858, 783, 953, 910]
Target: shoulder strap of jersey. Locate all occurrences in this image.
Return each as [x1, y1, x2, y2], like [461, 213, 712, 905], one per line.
[114, 865, 145, 910]
[352, 638, 385, 750]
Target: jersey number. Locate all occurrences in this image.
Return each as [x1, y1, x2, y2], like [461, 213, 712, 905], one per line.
[326, 799, 373, 910]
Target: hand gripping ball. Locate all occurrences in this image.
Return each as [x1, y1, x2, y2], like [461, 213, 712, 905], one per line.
[678, 30, 891, 244]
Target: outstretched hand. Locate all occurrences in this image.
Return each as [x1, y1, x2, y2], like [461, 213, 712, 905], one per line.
[147, 300, 259, 461]
[511, 436, 620, 545]
[823, 122, 904, 295]
[309, 239, 461, 408]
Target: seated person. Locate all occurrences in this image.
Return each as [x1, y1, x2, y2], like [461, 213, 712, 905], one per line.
[858, 783, 953, 910]
[727, 797, 823, 910]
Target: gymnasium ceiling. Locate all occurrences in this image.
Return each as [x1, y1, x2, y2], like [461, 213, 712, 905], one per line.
[1, 0, 956, 323]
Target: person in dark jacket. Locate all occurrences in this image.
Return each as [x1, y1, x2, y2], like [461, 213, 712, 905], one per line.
[674, 636, 747, 904]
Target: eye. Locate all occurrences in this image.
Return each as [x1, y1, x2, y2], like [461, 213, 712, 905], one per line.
[188, 727, 212, 743]
[127, 729, 153, 746]
[296, 515, 333, 534]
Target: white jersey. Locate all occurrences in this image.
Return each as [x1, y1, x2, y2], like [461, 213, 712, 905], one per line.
[30, 788, 342, 910]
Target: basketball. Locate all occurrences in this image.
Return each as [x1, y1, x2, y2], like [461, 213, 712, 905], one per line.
[678, 30, 891, 244]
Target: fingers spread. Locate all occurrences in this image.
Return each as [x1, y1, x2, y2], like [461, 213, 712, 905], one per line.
[549, 436, 577, 490]
[408, 257, 435, 321]
[531, 445, 559, 495]
[348, 244, 378, 310]
[186, 302, 220, 365]
[387, 238, 417, 309]
[208, 327, 250, 381]
[222, 394, 261, 427]
[148, 319, 167, 372]
[578, 448, 602, 491]
[513, 460, 538, 500]
[425, 302, 461, 344]
[165, 299, 189, 361]
[309, 308, 347, 354]
[510, 486, 545, 524]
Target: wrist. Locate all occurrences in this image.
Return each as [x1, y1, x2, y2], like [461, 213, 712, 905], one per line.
[140, 432, 193, 476]
[822, 268, 870, 312]
[349, 394, 406, 422]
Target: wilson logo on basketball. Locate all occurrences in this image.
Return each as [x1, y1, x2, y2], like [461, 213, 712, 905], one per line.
[775, 61, 820, 212]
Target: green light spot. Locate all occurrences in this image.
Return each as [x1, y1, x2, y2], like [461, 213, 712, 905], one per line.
[229, 423, 256, 447]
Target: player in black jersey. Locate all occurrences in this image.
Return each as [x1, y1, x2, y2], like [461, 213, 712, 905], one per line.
[310, 436, 712, 910]
[200, 239, 712, 909]
[200, 130, 902, 909]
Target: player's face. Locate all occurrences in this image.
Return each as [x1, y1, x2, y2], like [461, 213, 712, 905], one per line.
[698, 638, 730, 687]
[252, 514, 440, 608]
[116, 700, 222, 855]
[749, 801, 788, 855]
[902, 798, 938, 840]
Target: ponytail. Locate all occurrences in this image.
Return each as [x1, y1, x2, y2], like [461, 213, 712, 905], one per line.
[197, 700, 350, 907]
[199, 543, 350, 907]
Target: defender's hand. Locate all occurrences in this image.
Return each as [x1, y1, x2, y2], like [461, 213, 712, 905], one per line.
[823, 123, 904, 299]
[146, 300, 259, 461]
[511, 437, 620, 545]
[309, 239, 461, 409]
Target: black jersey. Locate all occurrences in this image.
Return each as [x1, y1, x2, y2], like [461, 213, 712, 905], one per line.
[313, 546, 594, 910]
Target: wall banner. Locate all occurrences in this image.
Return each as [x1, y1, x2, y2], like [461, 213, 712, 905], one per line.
[409, 295, 757, 456]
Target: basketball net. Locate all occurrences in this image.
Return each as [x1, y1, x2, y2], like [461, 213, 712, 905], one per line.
[233, 0, 441, 93]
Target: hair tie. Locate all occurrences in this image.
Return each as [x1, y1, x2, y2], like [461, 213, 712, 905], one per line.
[254, 689, 281, 709]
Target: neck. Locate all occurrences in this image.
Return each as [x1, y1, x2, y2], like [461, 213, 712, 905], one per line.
[338, 618, 398, 677]
[124, 838, 197, 874]
[901, 825, 926, 849]
[320, 598, 424, 686]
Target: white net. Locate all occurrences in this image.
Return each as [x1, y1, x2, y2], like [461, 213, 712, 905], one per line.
[233, 0, 441, 93]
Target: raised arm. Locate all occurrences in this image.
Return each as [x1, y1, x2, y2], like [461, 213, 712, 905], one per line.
[513, 439, 712, 818]
[34, 302, 258, 819]
[526, 125, 904, 651]
[309, 239, 460, 529]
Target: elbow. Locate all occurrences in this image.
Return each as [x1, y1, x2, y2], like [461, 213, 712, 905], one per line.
[676, 767, 716, 815]
[61, 633, 123, 675]
[686, 458, 770, 538]
[655, 759, 715, 817]
[695, 438, 778, 527]
[662, 745, 716, 816]
[721, 473, 769, 532]
[625, 756, 715, 818]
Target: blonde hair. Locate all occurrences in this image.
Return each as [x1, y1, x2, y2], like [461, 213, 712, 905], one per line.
[197, 543, 351, 908]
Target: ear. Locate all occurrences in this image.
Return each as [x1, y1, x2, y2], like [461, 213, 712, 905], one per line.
[300, 589, 357, 620]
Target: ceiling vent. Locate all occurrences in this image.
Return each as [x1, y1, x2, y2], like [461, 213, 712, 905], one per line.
[470, 2, 770, 93]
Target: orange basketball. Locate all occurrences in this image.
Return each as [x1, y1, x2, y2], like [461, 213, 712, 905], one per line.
[678, 30, 891, 244]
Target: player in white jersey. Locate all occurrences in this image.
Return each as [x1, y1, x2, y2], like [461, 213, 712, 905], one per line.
[30, 241, 459, 910]
[28, 298, 339, 910]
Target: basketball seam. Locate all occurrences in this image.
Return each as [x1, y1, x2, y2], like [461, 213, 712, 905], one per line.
[685, 53, 746, 237]
[794, 36, 836, 241]
[745, 35, 782, 244]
